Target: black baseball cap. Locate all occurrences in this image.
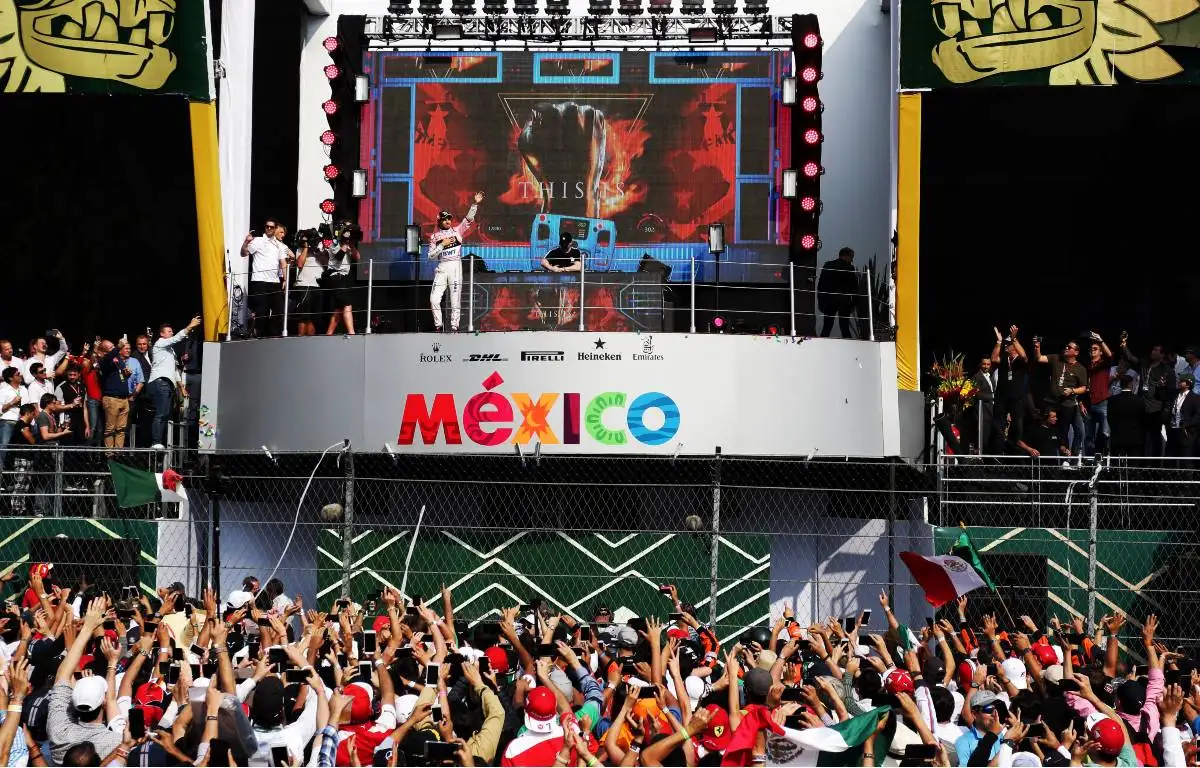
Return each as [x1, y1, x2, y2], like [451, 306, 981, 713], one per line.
[438, 210, 453, 221]
[559, 232, 573, 246]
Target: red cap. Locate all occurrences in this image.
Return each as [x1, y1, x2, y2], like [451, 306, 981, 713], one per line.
[1033, 643, 1058, 667]
[345, 682, 373, 723]
[372, 615, 391, 634]
[526, 686, 557, 720]
[698, 704, 731, 752]
[1091, 717, 1124, 755]
[134, 682, 165, 709]
[485, 645, 510, 675]
[884, 669, 915, 695]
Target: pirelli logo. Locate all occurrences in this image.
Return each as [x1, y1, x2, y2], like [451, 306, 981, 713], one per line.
[521, 350, 565, 362]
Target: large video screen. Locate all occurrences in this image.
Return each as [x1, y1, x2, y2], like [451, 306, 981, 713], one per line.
[360, 50, 792, 283]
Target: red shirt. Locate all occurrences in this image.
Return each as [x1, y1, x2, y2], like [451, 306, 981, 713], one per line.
[1088, 358, 1112, 405]
[501, 731, 568, 767]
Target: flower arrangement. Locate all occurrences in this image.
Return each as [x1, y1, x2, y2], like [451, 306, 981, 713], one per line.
[929, 352, 978, 409]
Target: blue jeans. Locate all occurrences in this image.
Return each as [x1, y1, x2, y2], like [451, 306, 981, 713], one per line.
[1086, 398, 1110, 454]
[1059, 403, 1086, 456]
[149, 378, 174, 447]
[0, 419, 14, 478]
[87, 397, 103, 446]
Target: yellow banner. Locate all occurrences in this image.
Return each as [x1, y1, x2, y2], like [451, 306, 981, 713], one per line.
[896, 94, 921, 391]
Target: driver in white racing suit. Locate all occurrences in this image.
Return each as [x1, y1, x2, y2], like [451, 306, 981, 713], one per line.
[428, 191, 484, 332]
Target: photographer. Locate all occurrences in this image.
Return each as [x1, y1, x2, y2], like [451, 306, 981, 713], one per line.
[145, 315, 201, 450]
[292, 229, 325, 336]
[22, 331, 67, 386]
[323, 226, 361, 336]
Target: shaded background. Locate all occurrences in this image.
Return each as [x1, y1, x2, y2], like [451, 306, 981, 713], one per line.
[918, 86, 1200, 371]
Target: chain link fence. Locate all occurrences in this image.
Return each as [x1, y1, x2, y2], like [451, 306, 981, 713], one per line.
[1, 448, 1197, 648]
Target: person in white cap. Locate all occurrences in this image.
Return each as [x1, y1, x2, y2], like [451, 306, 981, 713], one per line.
[46, 599, 125, 765]
[428, 192, 484, 332]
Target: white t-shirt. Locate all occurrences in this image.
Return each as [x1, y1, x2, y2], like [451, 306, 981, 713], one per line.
[247, 236, 287, 284]
[296, 250, 324, 287]
[0, 383, 20, 422]
[25, 379, 54, 408]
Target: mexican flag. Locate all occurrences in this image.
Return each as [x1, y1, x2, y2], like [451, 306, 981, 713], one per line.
[951, 529, 997, 592]
[786, 706, 891, 765]
[108, 463, 188, 517]
[899, 551, 986, 608]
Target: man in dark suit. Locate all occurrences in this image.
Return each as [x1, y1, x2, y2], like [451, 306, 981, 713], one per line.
[816, 247, 859, 338]
[972, 357, 996, 454]
[1107, 374, 1144, 456]
[1167, 373, 1200, 458]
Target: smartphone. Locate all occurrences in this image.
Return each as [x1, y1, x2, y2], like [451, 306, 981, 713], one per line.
[637, 685, 657, 699]
[158, 661, 170, 676]
[1064, 632, 1085, 644]
[336, 599, 350, 610]
[190, 664, 201, 680]
[395, 647, 414, 660]
[210, 739, 231, 767]
[424, 740, 457, 761]
[286, 668, 309, 684]
[256, 617, 271, 627]
[431, 704, 443, 723]
[202, 662, 218, 679]
[844, 617, 856, 633]
[536, 643, 557, 658]
[405, 605, 420, 617]
[248, 641, 260, 660]
[621, 661, 637, 676]
[784, 714, 805, 730]
[1167, 668, 1183, 687]
[453, 619, 469, 637]
[1026, 722, 1048, 740]
[1058, 678, 1081, 692]
[781, 687, 804, 702]
[1134, 665, 1150, 677]
[143, 621, 158, 634]
[166, 664, 181, 685]
[117, 608, 134, 620]
[518, 604, 533, 615]
[127, 705, 146, 738]
[123, 585, 139, 600]
[627, 617, 648, 634]
[103, 620, 116, 631]
[668, 612, 683, 622]
[658, 585, 673, 595]
[860, 609, 872, 627]
[268, 647, 288, 665]
[925, 617, 935, 628]
[271, 746, 291, 767]
[191, 644, 206, 657]
[904, 743, 937, 760]
[173, 647, 185, 661]
[425, 663, 440, 685]
[358, 662, 373, 680]
[579, 625, 593, 642]
[478, 655, 490, 674]
[336, 653, 347, 668]
[362, 630, 377, 655]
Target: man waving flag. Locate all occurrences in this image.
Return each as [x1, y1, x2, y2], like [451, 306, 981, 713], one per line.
[108, 462, 188, 518]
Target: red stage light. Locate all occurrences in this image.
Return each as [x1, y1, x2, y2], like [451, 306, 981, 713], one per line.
[324, 64, 341, 79]
[320, 199, 337, 214]
[322, 239, 334, 249]
[801, 66, 818, 83]
[800, 234, 816, 250]
[800, 196, 816, 212]
[322, 99, 339, 115]
[320, 130, 337, 145]
[803, 161, 820, 178]
[804, 128, 821, 145]
[766, 325, 779, 335]
[323, 36, 340, 52]
[802, 96, 818, 113]
[803, 32, 819, 48]
[713, 316, 725, 329]
[324, 164, 340, 180]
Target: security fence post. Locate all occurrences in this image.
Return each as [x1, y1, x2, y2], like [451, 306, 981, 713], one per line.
[341, 442, 355, 600]
[708, 447, 722, 628]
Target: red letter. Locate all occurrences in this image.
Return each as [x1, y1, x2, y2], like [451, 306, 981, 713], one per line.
[398, 393, 461, 444]
[563, 392, 580, 444]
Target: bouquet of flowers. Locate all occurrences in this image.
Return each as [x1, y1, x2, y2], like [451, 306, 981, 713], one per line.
[929, 352, 977, 409]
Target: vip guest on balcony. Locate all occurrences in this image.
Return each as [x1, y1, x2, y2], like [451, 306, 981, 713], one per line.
[145, 315, 200, 450]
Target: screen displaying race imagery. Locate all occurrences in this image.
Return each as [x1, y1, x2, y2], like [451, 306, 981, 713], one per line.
[358, 50, 793, 284]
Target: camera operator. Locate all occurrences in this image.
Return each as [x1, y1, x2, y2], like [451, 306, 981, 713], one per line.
[241, 218, 289, 337]
[323, 226, 361, 336]
[22, 331, 67, 386]
[292, 229, 325, 336]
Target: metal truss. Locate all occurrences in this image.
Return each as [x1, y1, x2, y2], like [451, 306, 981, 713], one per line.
[363, 14, 792, 45]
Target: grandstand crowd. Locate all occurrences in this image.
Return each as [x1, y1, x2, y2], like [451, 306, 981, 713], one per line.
[0, 569, 1184, 767]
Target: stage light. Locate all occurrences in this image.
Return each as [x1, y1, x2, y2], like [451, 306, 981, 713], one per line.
[680, 0, 704, 12]
[743, 0, 767, 13]
[352, 170, 368, 198]
[781, 76, 796, 105]
[712, 0, 735, 14]
[324, 164, 340, 180]
[451, 0, 476, 13]
[617, 0, 643, 15]
[354, 74, 370, 103]
[800, 234, 817, 250]
[688, 26, 719, 43]
[320, 199, 337, 215]
[588, 0, 614, 13]
[800, 195, 817, 212]
[320, 130, 337, 145]
[782, 169, 797, 199]
[766, 325, 779, 335]
[418, 0, 442, 14]
[801, 65, 819, 83]
[483, 0, 507, 13]
[514, 0, 537, 13]
[708, 223, 725, 254]
[802, 95, 819, 113]
[648, 0, 672, 13]
[388, 0, 412, 12]
[405, 224, 422, 256]
[324, 64, 341, 79]
[545, 0, 570, 13]
[803, 32, 820, 48]
[712, 316, 726, 331]
[323, 36, 340, 53]
[433, 23, 463, 38]
[803, 161, 821, 177]
[322, 99, 339, 115]
[804, 128, 821, 145]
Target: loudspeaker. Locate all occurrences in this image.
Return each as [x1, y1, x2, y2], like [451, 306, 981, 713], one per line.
[29, 538, 142, 596]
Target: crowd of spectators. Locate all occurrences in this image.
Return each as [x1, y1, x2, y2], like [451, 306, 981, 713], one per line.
[0, 569, 1186, 767]
[0, 324, 204, 512]
[967, 327, 1200, 460]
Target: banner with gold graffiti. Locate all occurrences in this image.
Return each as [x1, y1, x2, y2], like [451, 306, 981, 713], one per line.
[901, 0, 1200, 86]
[0, 0, 211, 100]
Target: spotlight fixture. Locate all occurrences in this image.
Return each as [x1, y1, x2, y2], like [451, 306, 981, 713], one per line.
[781, 169, 797, 199]
[711, 0, 735, 14]
[324, 63, 341, 79]
[545, 0, 570, 13]
[790, 13, 824, 269]
[322, 99, 339, 115]
[588, 0, 614, 13]
[679, 0, 704, 12]
[405, 224, 422, 256]
[742, 0, 767, 13]
[647, 0, 672, 13]
[781, 76, 796, 105]
[320, 199, 337, 215]
[323, 36, 340, 52]
[388, 0, 412, 12]
[354, 74, 370, 103]
[433, 22, 463, 38]
[352, 169, 368, 198]
[450, 0, 476, 13]
[688, 26, 719, 43]
[483, 0, 507, 13]
[711, 315, 726, 332]
[514, 0, 537, 13]
[617, 0, 643, 14]
[417, 0, 442, 14]
[324, 164, 340, 180]
[320, 130, 337, 146]
[707, 223, 725, 254]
